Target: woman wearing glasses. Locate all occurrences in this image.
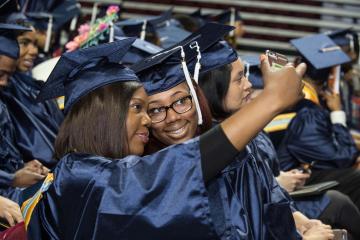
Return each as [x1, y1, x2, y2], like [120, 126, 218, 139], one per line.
[133, 20, 335, 238]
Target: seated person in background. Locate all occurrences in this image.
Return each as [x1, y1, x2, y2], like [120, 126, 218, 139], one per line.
[198, 55, 359, 239]
[0, 23, 47, 202]
[1, 12, 64, 169]
[0, 195, 23, 227]
[139, 23, 332, 239]
[327, 29, 360, 137]
[272, 34, 360, 210]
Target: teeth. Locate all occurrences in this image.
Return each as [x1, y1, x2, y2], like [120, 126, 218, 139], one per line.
[168, 126, 185, 135]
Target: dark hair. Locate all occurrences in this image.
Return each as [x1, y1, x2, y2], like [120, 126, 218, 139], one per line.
[198, 64, 233, 120]
[144, 81, 213, 154]
[54, 81, 142, 160]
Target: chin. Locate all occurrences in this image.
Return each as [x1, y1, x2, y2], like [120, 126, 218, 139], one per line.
[129, 147, 144, 156]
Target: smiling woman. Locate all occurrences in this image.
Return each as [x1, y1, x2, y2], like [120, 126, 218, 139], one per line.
[16, 30, 38, 72]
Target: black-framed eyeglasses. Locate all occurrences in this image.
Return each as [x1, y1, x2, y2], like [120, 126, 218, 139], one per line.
[148, 95, 193, 123]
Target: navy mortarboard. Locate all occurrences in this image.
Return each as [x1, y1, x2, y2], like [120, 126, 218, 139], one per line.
[47, 0, 80, 32]
[116, 36, 163, 66]
[213, 8, 242, 24]
[37, 38, 138, 113]
[116, 8, 172, 40]
[327, 28, 359, 61]
[132, 22, 236, 124]
[0, 23, 31, 59]
[155, 19, 191, 48]
[189, 8, 211, 26]
[241, 55, 263, 89]
[291, 33, 351, 82]
[26, 12, 56, 53]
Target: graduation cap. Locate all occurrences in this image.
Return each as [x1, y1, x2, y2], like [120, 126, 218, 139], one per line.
[291, 33, 351, 82]
[25, 12, 57, 53]
[37, 38, 139, 113]
[116, 36, 163, 66]
[0, 0, 20, 21]
[327, 28, 359, 60]
[213, 8, 241, 37]
[0, 23, 31, 59]
[156, 19, 191, 48]
[190, 8, 211, 26]
[116, 8, 172, 40]
[132, 22, 236, 124]
[213, 8, 242, 24]
[49, 0, 80, 32]
[241, 55, 263, 89]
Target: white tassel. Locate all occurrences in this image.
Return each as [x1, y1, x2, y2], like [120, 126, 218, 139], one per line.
[140, 20, 147, 40]
[44, 15, 53, 53]
[245, 61, 250, 79]
[191, 41, 201, 84]
[229, 7, 236, 37]
[109, 21, 114, 43]
[180, 47, 203, 125]
[70, 16, 78, 31]
[91, 2, 99, 26]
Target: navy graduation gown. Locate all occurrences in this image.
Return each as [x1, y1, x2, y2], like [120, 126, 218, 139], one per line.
[277, 99, 358, 171]
[254, 131, 330, 219]
[0, 100, 24, 201]
[1, 72, 64, 168]
[207, 141, 298, 239]
[25, 137, 299, 240]
[26, 138, 218, 240]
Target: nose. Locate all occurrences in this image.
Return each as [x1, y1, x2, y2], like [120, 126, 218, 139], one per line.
[164, 107, 181, 124]
[28, 43, 38, 56]
[244, 77, 252, 90]
[142, 112, 151, 127]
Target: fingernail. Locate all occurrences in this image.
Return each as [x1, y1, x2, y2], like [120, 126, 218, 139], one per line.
[260, 54, 266, 62]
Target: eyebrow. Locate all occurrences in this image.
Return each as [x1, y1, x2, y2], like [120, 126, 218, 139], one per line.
[148, 90, 188, 105]
[131, 97, 146, 103]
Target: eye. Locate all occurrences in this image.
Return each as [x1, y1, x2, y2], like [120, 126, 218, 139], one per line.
[174, 97, 188, 106]
[148, 107, 165, 115]
[130, 103, 143, 112]
[18, 39, 30, 46]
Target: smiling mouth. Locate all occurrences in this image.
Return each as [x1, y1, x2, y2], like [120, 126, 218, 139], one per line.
[165, 123, 188, 136]
[23, 59, 34, 68]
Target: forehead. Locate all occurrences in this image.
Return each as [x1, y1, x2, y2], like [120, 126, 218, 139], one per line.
[17, 31, 37, 41]
[132, 86, 149, 101]
[148, 82, 189, 103]
[232, 58, 244, 69]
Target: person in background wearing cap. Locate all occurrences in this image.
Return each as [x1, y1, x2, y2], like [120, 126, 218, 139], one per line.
[0, 23, 52, 228]
[199, 54, 360, 239]
[212, 8, 245, 49]
[134, 23, 321, 239]
[0, 12, 64, 169]
[272, 33, 360, 212]
[23, 26, 304, 239]
[327, 29, 360, 132]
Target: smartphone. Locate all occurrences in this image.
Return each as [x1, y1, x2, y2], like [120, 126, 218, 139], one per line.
[333, 229, 348, 240]
[298, 164, 311, 174]
[266, 50, 288, 70]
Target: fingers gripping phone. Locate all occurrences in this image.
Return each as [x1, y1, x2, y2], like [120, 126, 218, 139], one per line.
[266, 50, 289, 70]
[333, 229, 348, 240]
